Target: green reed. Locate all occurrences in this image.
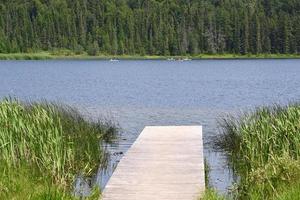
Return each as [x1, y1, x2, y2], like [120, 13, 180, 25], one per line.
[0, 98, 118, 190]
[216, 104, 300, 199]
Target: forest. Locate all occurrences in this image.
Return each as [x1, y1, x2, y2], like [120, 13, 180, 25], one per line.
[0, 0, 300, 56]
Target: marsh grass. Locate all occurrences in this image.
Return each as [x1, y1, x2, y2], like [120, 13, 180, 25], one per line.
[200, 189, 225, 200]
[0, 98, 118, 199]
[216, 104, 300, 199]
[275, 181, 300, 200]
[0, 163, 74, 200]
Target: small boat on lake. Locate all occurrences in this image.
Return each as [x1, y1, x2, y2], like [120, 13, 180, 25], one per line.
[167, 57, 175, 61]
[176, 57, 191, 61]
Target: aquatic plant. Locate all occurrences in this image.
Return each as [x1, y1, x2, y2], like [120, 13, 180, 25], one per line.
[200, 189, 225, 200]
[0, 98, 118, 198]
[216, 104, 300, 199]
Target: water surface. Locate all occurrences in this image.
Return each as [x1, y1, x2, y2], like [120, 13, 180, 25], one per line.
[1, 59, 300, 193]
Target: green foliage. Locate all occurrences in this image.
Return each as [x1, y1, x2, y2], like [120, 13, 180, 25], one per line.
[200, 189, 225, 200]
[217, 104, 300, 199]
[74, 44, 84, 55]
[0, 0, 299, 55]
[87, 41, 100, 56]
[0, 98, 118, 198]
[276, 181, 300, 200]
[0, 164, 74, 200]
[0, 163, 102, 200]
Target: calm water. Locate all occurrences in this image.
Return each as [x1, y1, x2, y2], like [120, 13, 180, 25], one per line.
[1, 59, 300, 194]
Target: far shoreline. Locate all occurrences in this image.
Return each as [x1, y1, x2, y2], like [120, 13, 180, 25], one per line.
[1, 52, 300, 60]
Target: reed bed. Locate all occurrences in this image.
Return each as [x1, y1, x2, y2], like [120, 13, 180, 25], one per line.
[216, 104, 300, 199]
[0, 98, 118, 199]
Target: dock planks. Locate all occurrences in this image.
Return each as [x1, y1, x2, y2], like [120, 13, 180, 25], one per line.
[102, 126, 205, 200]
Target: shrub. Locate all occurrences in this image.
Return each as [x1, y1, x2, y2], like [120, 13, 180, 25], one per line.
[74, 44, 84, 55]
[87, 41, 99, 56]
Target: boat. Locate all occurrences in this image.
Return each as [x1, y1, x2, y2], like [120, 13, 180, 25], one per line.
[110, 58, 119, 62]
[167, 57, 175, 61]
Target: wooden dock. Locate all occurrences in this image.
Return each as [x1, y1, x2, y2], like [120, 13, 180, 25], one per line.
[102, 126, 205, 200]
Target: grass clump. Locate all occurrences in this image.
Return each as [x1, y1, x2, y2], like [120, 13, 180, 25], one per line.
[200, 189, 225, 200]
[216, 104, 300, 199]
[0, 164, 74, 200]
[275, 181, 300, 200]
[0, 98, 118, 199]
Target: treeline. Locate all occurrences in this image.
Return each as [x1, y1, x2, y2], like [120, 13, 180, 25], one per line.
[0, 0, 300, 55]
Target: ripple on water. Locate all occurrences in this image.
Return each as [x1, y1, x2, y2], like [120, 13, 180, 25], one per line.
[1, 59, 300, 194]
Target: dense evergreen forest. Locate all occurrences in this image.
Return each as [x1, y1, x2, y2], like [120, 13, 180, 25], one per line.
[0, 0, 300, 55]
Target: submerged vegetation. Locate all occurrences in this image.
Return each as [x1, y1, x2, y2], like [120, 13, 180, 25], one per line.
[216, 104, 300, 199]
[0, 98, 118, 199]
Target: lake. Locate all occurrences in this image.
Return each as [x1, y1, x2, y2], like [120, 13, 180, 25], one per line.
[1, 59, 300, 194]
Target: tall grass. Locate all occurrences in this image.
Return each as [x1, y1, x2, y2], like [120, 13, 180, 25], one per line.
[216, 104, 300, 199]
[0, 164, 74, 200]
[275, 181, 300, 200]
[0, 98, 118, 198]
[200, 189, 225, 200]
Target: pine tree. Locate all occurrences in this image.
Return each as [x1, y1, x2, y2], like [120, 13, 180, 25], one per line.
[296, 17, 300, 53]
[242, 11, 249, 55]
[0, 0, 298, 56]
[233, 9, 241, 54]
[283, 16, 291, 54]
[256, 16, 262, 54]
